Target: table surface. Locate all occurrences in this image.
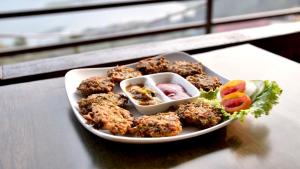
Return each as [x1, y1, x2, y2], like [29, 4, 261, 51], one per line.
[1, 44, 300, 169]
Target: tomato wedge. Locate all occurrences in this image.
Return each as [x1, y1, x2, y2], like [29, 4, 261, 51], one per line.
[220, 80, 246, 98]
[221, 92, 252, 113]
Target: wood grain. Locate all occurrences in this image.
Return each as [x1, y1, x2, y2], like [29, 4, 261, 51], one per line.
[1, 44, 300, 169]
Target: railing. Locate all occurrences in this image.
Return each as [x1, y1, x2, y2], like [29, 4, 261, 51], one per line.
[0, 0, 300, 57]
[1, 0, 300, 86]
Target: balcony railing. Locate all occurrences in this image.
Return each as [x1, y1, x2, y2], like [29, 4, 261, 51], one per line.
[1, 0, 300, 86]
[0, 0, 300, 57]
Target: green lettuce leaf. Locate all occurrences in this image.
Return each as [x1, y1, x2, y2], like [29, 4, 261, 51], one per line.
[237, 80, 282, 119]
[198, 80, 282, 121]
[199, 89, 219, 100]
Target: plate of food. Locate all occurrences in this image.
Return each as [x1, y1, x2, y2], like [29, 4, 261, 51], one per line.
[65, 52, 282, 144]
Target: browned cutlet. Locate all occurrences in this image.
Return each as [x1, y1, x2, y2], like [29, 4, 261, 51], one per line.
[176, 101, 222, 129]
[78, 92, 128, 115]
[107, 66, 142, 82]
[129, 112, 182, 137]
[136, 56, 169, 74]
[168, 61, 205, 77]
[77, 76, 115, 96]
[83, 104, 133, 135]
[186, 74, 222, 91]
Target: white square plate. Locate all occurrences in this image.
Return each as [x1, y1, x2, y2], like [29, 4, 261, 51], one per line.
[65, 52, 233, 144]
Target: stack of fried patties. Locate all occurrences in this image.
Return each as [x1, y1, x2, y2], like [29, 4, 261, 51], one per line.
[77, 56, 224, 137]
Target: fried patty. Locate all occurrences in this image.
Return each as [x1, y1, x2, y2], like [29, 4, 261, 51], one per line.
[107, 66, 142, 82]
[77, 76, 115, 96]
[176, 101, 222, 129]
[186, 74, 222, 91]
[168, 61, 204, 77]
[136, 56, 169, 74]
[78, 92, 128, 115]
[83, 104, 133, 135]
[129, 112, 182, 137]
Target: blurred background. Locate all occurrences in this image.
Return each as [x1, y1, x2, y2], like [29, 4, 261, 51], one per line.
[1, 0, 300, 64]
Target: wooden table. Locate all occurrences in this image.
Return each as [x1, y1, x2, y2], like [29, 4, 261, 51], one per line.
[1, 44, 300, 169]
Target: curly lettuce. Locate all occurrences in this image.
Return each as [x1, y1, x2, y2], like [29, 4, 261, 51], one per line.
[199, 89, 219, 100]
[199, 80, 282, 121]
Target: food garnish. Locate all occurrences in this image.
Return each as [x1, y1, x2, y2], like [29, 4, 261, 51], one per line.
[221, 92, 252, 113]
[220, 80, 246, 97]
[200, 80, 282, 120]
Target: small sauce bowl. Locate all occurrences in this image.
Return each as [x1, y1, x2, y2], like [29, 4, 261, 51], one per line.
[120, 72, 200, 115]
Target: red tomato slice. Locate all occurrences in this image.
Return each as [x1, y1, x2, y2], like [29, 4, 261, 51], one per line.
[220, 80, 246, 98]
[221, 92, 252, 113]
